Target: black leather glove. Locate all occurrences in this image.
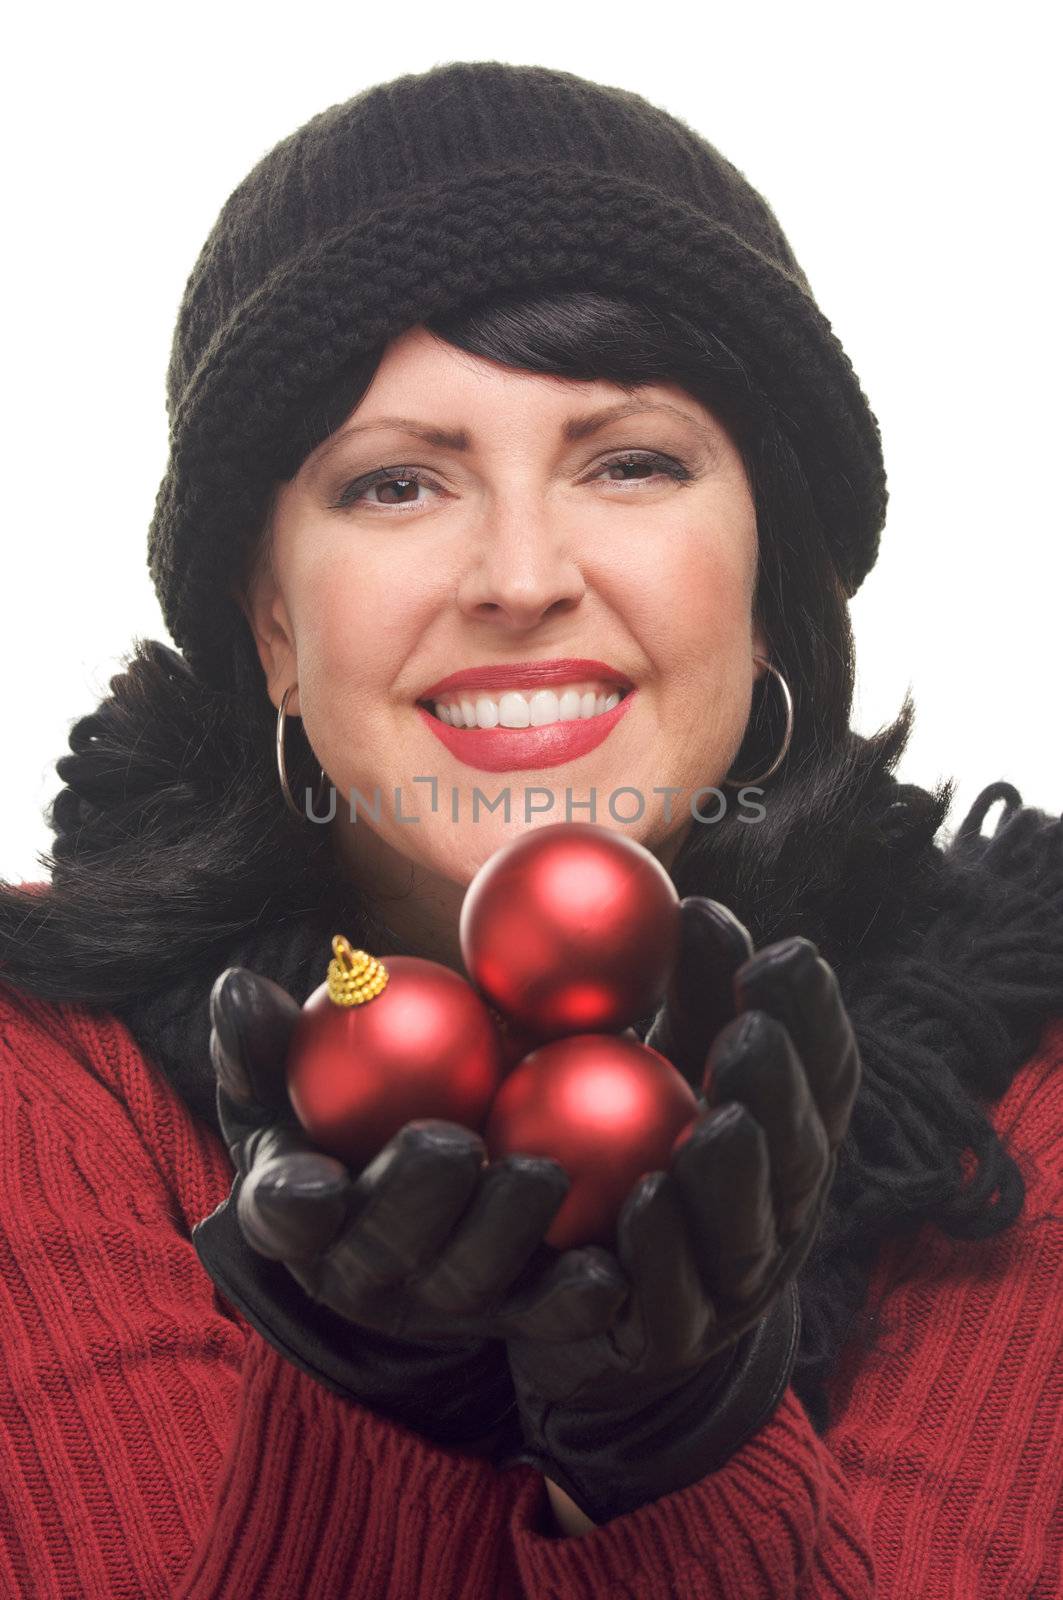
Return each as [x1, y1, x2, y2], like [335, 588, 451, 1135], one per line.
[500, 899, 861, 1524]
[191, 966, 628, 1450]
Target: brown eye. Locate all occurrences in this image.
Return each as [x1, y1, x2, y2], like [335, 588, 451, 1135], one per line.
[330, 466, 435, 511]
[596, 451, 692, 485]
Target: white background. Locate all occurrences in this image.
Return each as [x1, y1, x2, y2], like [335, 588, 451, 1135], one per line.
[3, 1, 1059, 886]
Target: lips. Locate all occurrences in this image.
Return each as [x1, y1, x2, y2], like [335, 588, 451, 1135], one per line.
[418, 657, 633, 701]
[415, 688, 637, 773]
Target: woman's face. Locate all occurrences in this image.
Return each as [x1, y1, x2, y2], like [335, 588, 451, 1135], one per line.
[243, 323, 765, 941]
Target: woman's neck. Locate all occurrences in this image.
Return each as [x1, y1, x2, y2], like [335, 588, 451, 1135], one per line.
[329, 818, 470, 976]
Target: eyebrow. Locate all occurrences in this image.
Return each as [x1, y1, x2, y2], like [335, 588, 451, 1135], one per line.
[312, 400, 713, 463]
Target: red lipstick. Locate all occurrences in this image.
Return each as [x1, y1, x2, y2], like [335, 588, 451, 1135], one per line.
[415, 691, 637, 773]
[418, 658, 633, 701]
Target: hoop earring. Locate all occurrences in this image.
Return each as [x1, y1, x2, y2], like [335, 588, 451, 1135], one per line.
[722, 655, 794, 787]
[276, 682, 329, 821]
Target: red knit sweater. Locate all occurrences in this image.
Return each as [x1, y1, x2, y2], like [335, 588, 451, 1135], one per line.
[0, 982, 1060, 1599]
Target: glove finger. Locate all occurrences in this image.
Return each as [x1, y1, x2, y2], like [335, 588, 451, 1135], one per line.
[237, 1123, 352, 1261]
[733, 938, 861, 1149]
[643, 897, 754, 1089]
[669, 1098, 777, 1308]
[314, 1121, 487, 1299]
[210, 968, 302, 1159]
[209, 1036, 275, 1173]
[614, 1168, 714, 1367]
[210, 1031, 304, 1178]
[487, 1245, 630, 1342]
[210, 968, 302, 1105]
[412, 1154, 572, 1316]
[707, 1010, 830, 1242]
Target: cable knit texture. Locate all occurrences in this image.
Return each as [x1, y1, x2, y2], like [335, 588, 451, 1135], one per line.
[147, 60, 888, 686]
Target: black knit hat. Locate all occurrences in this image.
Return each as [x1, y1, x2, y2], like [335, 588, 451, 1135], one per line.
[148, 59, 887, 688]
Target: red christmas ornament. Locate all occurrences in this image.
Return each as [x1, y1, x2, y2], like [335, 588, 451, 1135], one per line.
[460, 822, 681, 1039]
[484, 1033, 699, 1250]
[286, 936, 504, 1169]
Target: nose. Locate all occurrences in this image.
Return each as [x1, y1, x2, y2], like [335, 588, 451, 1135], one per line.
[455, 501, 586, 630]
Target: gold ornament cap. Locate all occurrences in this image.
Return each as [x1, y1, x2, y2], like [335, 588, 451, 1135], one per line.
[327, 934, 390, 1007]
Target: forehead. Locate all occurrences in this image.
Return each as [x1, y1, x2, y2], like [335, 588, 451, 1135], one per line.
[366, 323, 698, 411]
[307, 334, 717, 471]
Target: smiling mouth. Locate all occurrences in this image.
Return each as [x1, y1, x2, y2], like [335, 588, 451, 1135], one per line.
[416, 680, 633, 730]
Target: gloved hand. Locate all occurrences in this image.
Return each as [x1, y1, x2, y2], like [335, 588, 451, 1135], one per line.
[191, 965, 628, 1451]
[500, 898, 861, 1524]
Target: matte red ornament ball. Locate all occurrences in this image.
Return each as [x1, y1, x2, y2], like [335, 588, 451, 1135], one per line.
[460, 821, 681, 1039]
[484, 1032, 699, 1251]
[286, 951, 503, 1170]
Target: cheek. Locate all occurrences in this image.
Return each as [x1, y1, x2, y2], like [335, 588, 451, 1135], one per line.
[638, 518, 757, 650]
[283, 549, 439, 779]
[289, 555, 406, 692]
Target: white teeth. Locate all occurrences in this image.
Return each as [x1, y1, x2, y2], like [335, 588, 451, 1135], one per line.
[428, 679, 629, 730]
[528, 690, 560, 726]
[499, 692, 531, 728]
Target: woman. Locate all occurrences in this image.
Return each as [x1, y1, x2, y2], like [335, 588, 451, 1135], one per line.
[1, 59, 1060, 1597]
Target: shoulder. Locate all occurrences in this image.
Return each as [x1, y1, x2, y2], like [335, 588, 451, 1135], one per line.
[935, 785, 1062, 1175]
[0, 977, 232, 1230]
[0, 978, 123, 1085]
